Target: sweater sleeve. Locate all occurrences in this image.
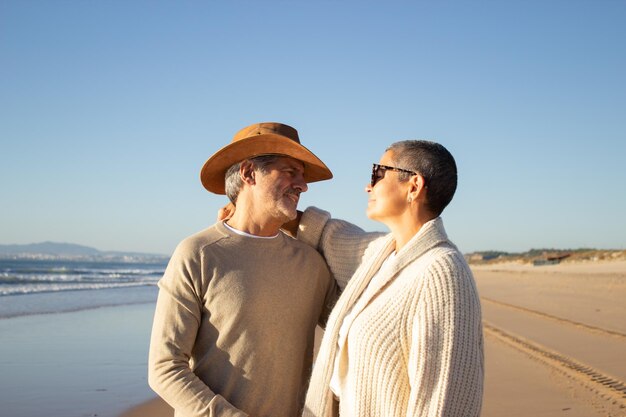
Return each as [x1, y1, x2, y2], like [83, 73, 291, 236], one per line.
[148, 243, 248, 417]
[406, 252, 484, 417]
[298, 206, 384, 290]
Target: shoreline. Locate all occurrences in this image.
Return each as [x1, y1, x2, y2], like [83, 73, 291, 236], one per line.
[118, 397, 173, 417]
[0, 285, 159, 319]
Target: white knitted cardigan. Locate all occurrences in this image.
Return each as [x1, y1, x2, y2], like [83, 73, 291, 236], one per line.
[299, 207, 483, 417]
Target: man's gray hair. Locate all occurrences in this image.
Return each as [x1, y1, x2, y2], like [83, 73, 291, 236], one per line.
[224, 155, 281, 204]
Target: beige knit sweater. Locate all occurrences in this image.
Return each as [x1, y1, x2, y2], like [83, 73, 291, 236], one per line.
[299, 208, 483, 417]
[148, 221, 336, 417]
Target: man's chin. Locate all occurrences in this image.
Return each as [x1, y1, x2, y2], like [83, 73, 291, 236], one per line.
[273, 205, 297, 224]
[283, 209, 298, 222]
[279, 201, 298, 219]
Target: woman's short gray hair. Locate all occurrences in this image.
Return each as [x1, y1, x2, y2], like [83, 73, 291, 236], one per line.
[387, 140, 458, 216]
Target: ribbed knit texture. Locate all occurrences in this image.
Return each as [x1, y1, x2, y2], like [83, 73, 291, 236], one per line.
[148, 221, 336, 417]
[299, 208, 483, 417]
[299, 208, 384, 290]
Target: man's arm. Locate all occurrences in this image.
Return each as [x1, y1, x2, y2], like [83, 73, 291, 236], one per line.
[148, 244, 249, 417]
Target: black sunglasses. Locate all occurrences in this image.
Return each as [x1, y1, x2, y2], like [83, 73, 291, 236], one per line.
[371, 163, 418, 187]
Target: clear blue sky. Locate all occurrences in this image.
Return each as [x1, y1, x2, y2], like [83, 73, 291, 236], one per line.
[1, 1, 625, 255]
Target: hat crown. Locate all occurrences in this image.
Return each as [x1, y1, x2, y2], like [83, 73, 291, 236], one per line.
[200, 121, 331, 194]
[233, 122, 300, 144]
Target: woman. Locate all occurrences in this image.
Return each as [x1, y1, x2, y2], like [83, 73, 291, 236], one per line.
[298, 140, 483, 417]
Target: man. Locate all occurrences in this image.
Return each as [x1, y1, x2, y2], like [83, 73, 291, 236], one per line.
[148, 122, 337, 417]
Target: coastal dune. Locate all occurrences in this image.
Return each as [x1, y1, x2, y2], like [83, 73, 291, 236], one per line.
[121, 260, 626, 417]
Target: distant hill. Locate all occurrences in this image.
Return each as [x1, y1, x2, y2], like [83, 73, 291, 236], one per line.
[0, 241, 168, 262]
[0, 242, 101, 256]
[466, 248, 626, 265]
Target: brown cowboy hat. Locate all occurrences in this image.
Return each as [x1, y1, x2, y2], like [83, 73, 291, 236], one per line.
[200, 122, 333, 194]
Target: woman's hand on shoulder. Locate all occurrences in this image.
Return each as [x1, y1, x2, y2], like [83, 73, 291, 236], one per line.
[217, 202, 235, 221]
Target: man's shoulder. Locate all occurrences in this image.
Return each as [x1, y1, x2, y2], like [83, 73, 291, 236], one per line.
[281, 232, 329, 265]
[282, 231, 323, 253]
[174, 223, 229, 255]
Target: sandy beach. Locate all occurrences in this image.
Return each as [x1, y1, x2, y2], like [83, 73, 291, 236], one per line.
[119, 260, 626, 417]
[6, 260, 615, 417]
[476, 260, 626, 417]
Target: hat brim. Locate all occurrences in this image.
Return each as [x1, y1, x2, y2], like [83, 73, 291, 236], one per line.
[200, 133, 333, 194]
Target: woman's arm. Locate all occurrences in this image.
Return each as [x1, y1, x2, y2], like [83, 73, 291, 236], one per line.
[298, 207, 384, 290]
[407, 254, 484, 417]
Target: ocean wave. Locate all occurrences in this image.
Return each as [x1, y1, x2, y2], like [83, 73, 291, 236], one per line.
[0, 273, 160, 284]
[0, 281, 156, 296]
[0, 259, 164, 297]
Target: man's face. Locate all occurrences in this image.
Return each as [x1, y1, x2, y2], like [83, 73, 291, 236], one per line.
[253, 156, 308, 223]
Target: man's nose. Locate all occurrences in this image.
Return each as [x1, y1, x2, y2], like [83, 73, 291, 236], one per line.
[292, 174, 308, 192]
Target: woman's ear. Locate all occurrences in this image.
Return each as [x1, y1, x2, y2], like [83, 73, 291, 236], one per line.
[407, 174, 427, 202]
[416, 174, 427, 193]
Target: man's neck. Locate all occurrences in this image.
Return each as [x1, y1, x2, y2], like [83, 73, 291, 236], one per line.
[226, 207, 282, 237]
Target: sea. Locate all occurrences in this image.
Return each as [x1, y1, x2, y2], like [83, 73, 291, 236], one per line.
[0, 258, 169, 417]
[0, 258, 167, 318]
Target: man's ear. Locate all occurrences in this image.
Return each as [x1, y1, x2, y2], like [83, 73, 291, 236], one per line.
[240, 160, 256, 186]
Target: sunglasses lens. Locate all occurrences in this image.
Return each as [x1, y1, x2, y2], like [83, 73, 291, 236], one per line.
[371, 165, 383, 187]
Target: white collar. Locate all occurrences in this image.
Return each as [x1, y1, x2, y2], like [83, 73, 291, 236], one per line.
[223, 221, 279, 239]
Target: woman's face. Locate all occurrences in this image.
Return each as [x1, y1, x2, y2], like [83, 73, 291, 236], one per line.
[365, 150, 410, 223]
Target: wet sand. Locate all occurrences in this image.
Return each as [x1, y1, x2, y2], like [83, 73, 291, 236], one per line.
[120, 261, 626, 417]
[0, 302, 158, 417]
[119, 396, 172, 417]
